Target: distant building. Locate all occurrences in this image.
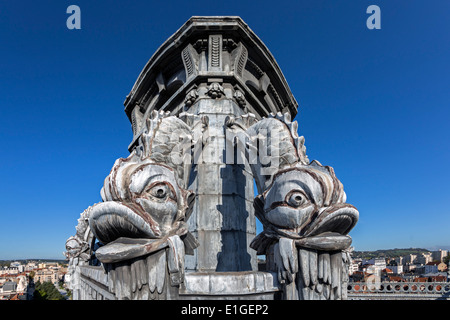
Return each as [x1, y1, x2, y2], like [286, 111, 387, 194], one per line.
[350, 271, 365, 282]
[414, 264, 426, 275]
[394, 256, 404, 265]
[387, 260, 404, 274]
[0, 260, 68, 300]
[363, 258, 387, 268]
[431, 249, 449, 262]
[414, 277, 428, 283]
[1, 280, 17, 293]
[0, 280, 18, 300]
[25, 263, 37, 272]
[0, 274, 30, 300]
[349, 260, 360, 275]
[382, 268, 393, 274]
[391, 265, 403, 274]
[425, 261, 447, 273]
[34, 269, 58, 284]
[428, 275, 447, 282]
[387, 275, 404, 282]
[404, 263, 419, 273]
[415, 252, 433, 265]
[361, 258, 386, 277]
[10, 262, 24, 273]
[1, 267, 19, 275]
[404, 254, 417, 264]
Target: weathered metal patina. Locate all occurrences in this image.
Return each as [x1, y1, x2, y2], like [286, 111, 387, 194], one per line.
[65, 16, 358, 300]
[243, 114, 358, 300]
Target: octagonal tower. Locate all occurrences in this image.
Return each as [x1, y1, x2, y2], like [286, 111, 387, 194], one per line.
[123, 16, 298, 273]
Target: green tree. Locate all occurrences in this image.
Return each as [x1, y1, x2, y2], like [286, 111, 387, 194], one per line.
[33, 281, 64, 300]
[443, 254, 450, 266]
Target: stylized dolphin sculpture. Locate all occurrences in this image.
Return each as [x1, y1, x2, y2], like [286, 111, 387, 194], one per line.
[244, 113, 359, 300]
[66, 111, 197, 299]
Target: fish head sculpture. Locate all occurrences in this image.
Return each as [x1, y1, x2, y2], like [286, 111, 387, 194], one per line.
[64, 111, 197, 299]
[89, 161, 195, 245]
[245, 113, 359, 256]
[80, 111, 197, 265]
[257, 161, 358, 240]
[65, 236, 83, 258]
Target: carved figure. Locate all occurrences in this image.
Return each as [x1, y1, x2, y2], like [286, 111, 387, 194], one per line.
[64, 206, 96, 298]
[66, 111, 196, 299]
[65, 17, 359, 300]
[246, 113, 359, 299]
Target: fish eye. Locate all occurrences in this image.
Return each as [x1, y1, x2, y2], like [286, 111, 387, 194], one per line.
[148, 183, 172, 200]
[286, 191, 307, 208]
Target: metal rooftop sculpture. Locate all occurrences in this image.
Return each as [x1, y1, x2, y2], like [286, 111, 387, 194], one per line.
[65, 16, 358, 300]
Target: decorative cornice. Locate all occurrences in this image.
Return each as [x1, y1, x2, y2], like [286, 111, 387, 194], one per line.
[124, 16, 298, 120]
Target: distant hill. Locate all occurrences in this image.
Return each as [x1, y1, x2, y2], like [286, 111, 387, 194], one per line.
[352, 248, 431, 259]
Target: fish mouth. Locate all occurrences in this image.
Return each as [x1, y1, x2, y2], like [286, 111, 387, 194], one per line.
[303, 204, 359, 237]
[89, 201, 161, 245]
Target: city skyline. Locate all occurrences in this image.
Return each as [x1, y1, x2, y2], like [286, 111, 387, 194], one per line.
[1, 1, 449, 260]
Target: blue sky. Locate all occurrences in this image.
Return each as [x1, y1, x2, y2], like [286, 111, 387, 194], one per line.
[0, 1, 449, 259]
